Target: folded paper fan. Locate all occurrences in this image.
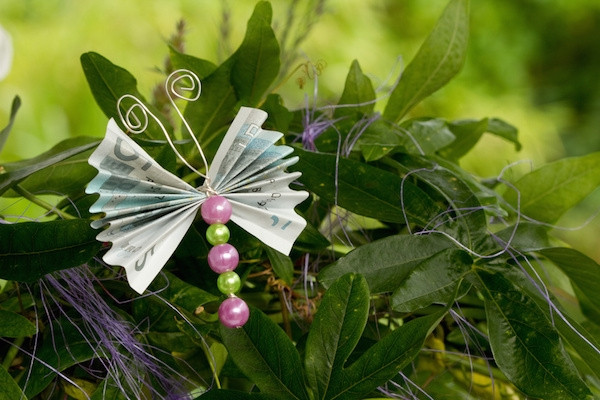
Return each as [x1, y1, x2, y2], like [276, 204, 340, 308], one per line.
[86, 106, 308, 295]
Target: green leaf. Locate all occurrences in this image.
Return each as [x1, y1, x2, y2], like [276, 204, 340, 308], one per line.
[391, 248, 472, 312]
[400, 118, 456, 155]
[220, 308, 310, 400]
[334, 60, 376, 118]
[318, 234, 454, 293]
[357, 119, 405, 162]
[265, 247, 294, 285]
[474, 269, 591, 400]
[400, 156, 490, 252]
[81, 52, 167, 139]
[261, 94, 293, 133]
[383, 0, 469, 122]
[200, 390, 278, 400]
[504, 152, 600, 223]
[494, 222, 550, 252]
[0, 137, 99, 195]
[0, 310, 37, 337]
[23, 320, 100, 398]
[0, 219, 102, 283]
[486, 118, 520, 150]
[335, 310, 446, 400]
[539, 247, 600, 314]
[169, 46, 217, 80]
[231, 1, 280, 106]
[438, 118, 488, 161]
[0, 364, 26, 400]
[0, 96, 21, 155]
[183, 59, 237, 155]
[290, 148, 443, 227]
[305, 274, 370, 400]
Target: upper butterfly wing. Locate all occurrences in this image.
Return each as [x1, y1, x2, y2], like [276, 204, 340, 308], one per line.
[209, 107, 308, 255]
[86, 119, 205, 293]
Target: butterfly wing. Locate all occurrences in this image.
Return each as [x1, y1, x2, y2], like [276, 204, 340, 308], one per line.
[209, 107, 309, 255]
[86, 119, 205, 293]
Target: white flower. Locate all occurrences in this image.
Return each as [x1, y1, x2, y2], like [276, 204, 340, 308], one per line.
[0, 24, 13, 81]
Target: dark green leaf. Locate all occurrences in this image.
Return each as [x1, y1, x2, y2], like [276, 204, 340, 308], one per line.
[290, 148, 443, 227]
[0, 364, 26, 400]
[169, 46, 217, 79]
[319, 234, 454, 293]
[23, 320, 100, 398]
[231, 1, 280, 106]
[391, 248, 472, 312]
[0, 310, 37, 337]
[400, 118, 455, 155]
[265, 247, 294, 285]
[539, 247, 600, 313]
[0, 96, 21, 154]
[474, 269, 591, 399]
[183, 59, 237, 156]
[504, 152, 600, 223]
[200, 389, 278, 400]
[220, 308, 310, 400]
[383, 0, 469, 122]
[294, 220, 331, 252]
[335, 310, 446, 400]
[334, 60, 376, 118]
[305, 274, 370, 399]
[0, 137, 99, 195]
[0, 219, 101, 283]
[261, 94, 293, 133]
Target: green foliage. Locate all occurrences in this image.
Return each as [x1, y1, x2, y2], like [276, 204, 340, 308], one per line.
[1, 1, 599, 399]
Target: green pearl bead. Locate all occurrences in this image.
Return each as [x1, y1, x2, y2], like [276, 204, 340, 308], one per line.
[206, 223, 230, 245]
[217, 271, 241, 295]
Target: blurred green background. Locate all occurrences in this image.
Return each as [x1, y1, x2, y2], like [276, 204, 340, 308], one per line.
[1, 0, 599, 259]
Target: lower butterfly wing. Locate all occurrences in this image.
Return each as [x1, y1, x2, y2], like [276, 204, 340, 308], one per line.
[86, 119, 205, 293]
[102, 201, 201, 294]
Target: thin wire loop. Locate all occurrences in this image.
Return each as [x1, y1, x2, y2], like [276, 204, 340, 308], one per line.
[115, 69, 212, 182]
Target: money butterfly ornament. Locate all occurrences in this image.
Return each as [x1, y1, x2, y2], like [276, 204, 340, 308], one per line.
[85, 70, 308, 328]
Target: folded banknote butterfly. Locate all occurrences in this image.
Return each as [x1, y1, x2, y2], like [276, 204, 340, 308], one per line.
[85, 70, 308, 299]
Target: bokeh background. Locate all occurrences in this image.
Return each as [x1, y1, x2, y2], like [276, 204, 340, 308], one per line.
[1, 0, 599, 260]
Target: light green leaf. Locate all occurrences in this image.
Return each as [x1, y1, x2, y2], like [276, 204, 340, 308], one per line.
[0, 310, 37, 338]
[319, 234, 454, 293]
[391, 248, 472, 312]
[231, 1, 280, 106]
[265, 247, 294, 285]
[290, 148, 443, 227]
[334, 60, 376, 118]
[540, 247, 600, 313]
[383, 0, 469, 122]
[357, 119, 405, 162]
[169, 46, 217, 80]
[475, 269, 591, 399]
[400, 118, 456, 155]
[493, 223, 550, 252]
[220, 308, 310, 400]
[0, 364, 26, 400]
[0, 219, 102, 283]
[0, 96, 21, 154]
[504, 152, 600, 223]
[305, 274, 370, 399]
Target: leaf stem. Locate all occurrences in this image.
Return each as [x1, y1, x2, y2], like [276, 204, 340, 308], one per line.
[12, 185, 75, 220]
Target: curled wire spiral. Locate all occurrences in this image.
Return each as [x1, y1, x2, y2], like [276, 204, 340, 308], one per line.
[116, 69, 209, 180]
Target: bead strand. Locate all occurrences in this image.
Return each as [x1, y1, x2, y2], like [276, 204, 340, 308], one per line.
[201, 195, 249, 328]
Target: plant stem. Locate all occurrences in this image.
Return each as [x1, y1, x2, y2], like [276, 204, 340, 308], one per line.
[2, 336, 25, 370]
[12, 184, 75, 220]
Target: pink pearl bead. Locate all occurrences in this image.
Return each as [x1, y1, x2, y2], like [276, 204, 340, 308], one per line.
[201, 195, 232, 224]
[207, 243, 239, 273]
[219, 297, 249, 328]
